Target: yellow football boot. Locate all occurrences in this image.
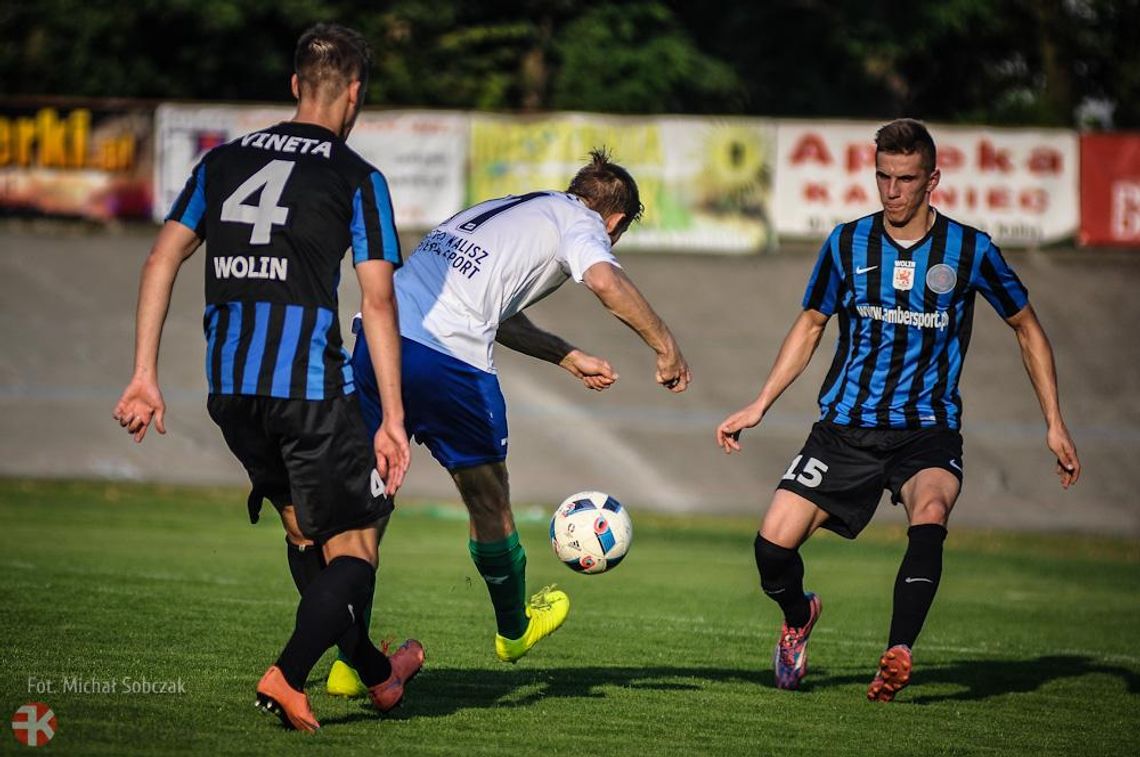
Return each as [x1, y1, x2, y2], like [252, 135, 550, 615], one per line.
[494, 585, 570, 663]
[325, 658, 368, 698]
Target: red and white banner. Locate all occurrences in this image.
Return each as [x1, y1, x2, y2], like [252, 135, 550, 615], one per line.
[1079, 132, 1140, 246]
[774, 121, 1079, 245]
[154, 105, 468, 229]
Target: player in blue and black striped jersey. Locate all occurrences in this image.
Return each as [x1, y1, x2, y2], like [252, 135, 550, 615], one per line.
[113, 23, 422, 730]
[716, 119, 1081, 702]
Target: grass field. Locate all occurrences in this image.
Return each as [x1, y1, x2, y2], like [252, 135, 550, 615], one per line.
[1, 479, 1138, 755]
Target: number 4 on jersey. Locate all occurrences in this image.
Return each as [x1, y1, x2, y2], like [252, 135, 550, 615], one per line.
[221, 159, 295, 244]
[782, 455, 829, 488]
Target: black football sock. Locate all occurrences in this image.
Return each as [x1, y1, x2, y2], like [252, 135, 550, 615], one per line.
[285, 539, 326, 595]
[285, 539, 376, 670]
[275, 556, 391, 691]
[754, 534, 810, 628]
[339, 607, 391, 688]
[887, 524, 948, 649]
[334, 593, 374, 668]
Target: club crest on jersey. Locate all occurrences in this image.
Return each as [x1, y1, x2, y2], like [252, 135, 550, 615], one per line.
[926, 263, 957, 294]
[893, 260, 916, 291]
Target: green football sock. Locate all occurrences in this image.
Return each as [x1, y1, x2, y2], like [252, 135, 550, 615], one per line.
[469, 532, 528, 640]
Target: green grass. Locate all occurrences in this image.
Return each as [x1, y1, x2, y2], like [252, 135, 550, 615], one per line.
[1, 479, 1138, 756]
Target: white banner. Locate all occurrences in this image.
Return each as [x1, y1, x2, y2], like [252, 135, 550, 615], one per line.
[773, 121, 1079, 245]
[153, 104, 468, 228]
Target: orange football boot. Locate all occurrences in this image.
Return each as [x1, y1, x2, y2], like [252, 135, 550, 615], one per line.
[255, 666, 320, 732]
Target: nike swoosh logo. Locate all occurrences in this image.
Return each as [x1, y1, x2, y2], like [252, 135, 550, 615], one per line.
[855, 265, 878, 274]
[484, 575, 509, 585]
[949, 459, 963, 472]
[904, 577, 934, 584]
[764, 588, 787, 596]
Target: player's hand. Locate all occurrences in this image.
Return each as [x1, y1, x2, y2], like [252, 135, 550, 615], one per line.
[716, 402, 765, 454]
[374, 420, 411, 496]
[559, 349, 618, 391]
[1047, 421, 1081, 489]
[112, 376, 166, 443]
[656, 350, 691, 393]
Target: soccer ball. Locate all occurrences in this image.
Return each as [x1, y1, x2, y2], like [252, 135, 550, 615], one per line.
[549, 491, 632, 574]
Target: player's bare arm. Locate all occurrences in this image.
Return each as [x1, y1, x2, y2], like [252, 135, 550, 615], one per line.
[716, 309, 829, 453]
[357, 259, 410, 495]
[112, 221, 202, 442]
[495, 311, 617, 391]
[1005, 304, 1081, 488]
[581, 261, 690, 392]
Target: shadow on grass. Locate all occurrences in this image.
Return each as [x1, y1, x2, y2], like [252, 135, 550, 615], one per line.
[318, 665, 768, 725]
[315, 655, 1140, 726]
[807, 654, 1140, 704]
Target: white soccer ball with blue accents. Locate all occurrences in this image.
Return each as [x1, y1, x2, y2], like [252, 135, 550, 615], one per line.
[550, 491, 632, 574]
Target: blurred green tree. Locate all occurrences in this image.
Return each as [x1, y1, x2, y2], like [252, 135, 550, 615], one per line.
[0, 0, 331, 101]
[674, 0, 1140, 127]
[0, 0, 1135, 126]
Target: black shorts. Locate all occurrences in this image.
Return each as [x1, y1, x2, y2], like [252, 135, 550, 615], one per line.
[775, 421, 963, 539]
[207, 393, 393, 543]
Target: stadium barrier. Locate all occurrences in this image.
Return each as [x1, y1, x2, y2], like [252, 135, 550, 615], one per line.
[773, 121, 1079, 246]
[1079, 132, 1140, 246]
[1, 98, 1132, 250]
[0, 100, 154, 221]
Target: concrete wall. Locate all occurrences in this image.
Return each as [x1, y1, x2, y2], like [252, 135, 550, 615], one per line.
[1, 225, 1136, 536]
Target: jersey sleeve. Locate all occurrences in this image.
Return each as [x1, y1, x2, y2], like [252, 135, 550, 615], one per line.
[801, 226, 843, 314]
[559, 216, 621, 282]
[973, 238, 1028, 317]
[165, 156, 209, 237]
[350, 170, 402, 268]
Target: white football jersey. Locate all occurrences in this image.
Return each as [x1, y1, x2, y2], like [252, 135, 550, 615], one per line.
[395, 191, 621, 372]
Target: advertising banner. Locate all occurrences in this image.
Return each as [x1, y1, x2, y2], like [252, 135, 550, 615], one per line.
[773, 121, 1079, 246]
[469, 113, 775, 253]
[1079, 132, 1140, 246]
[0, 102, 154, 220]
[154, 104, 468, 228]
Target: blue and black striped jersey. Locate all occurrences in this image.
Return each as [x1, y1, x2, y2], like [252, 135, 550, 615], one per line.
[166, 121, 401, 400]
[804, 211, 1028, 429]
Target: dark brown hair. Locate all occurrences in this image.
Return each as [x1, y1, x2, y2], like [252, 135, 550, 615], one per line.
[567, 148, 643, 233]
[294, 23, 372, 101]
[875, 118, 937, 173]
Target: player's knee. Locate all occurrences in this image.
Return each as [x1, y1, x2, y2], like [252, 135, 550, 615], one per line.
[323, 537, 378, 569]
[279, 507, 314, 547]
[284, 525, 312, 547]
[285, 532, 314, 549]
[453, 465, 511, 518]
[909, 497, 952, 526]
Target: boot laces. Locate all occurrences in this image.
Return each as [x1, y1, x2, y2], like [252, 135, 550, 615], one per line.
[528, 584, 559, 610]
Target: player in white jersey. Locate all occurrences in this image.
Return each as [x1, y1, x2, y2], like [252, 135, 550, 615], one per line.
[395, 187, 629, 373]
[327, 150, 691, 694]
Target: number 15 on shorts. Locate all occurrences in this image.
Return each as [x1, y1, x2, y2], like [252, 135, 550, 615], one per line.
[783, 455, 829, 488]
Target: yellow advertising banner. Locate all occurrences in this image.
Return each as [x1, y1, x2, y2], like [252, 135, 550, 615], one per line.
[0, 102, 154, 220]
[470, 113, 775, 253]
